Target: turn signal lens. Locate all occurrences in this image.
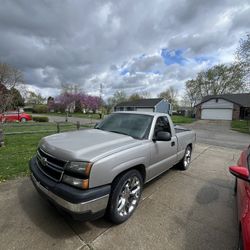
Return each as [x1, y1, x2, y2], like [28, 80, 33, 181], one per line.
[82, 179, 89, 189]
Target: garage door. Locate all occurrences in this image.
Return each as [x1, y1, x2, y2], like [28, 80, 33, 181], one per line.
[201, 109, 232, 120]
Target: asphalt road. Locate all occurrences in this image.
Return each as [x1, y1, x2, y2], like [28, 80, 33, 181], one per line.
[0, 143, 240, 250]
[32, 114, 99, 125]
[184, 120, 250, 150]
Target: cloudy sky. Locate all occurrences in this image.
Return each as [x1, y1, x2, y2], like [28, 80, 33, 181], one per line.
[0, 0, 249, 99]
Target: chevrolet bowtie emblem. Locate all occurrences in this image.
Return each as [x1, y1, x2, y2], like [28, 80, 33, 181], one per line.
[41, 157, 48, 166]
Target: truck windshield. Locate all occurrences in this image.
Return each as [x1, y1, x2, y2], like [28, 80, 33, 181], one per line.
[96, 113, 153, 139]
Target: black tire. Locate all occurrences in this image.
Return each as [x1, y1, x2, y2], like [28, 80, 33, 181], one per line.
[234, 178, 238, 195]
[238, 230, 243, 250]
[107, 169, 143, 224]
[179, 145, 192, 170]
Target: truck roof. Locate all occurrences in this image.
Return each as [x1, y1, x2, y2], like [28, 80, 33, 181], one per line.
[113, 111, 170, 117]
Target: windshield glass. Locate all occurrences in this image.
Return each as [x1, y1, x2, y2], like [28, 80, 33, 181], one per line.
[96, 113, 153, 139]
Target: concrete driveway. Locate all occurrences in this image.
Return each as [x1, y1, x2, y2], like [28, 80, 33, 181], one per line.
[184, 120, 250, 150]
[0, 143, 240, 250]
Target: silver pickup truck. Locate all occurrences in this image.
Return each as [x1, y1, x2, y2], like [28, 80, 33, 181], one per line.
[30, 112, 195, 223]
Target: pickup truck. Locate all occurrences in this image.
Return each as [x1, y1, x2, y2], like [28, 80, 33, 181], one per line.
[30, 112, 195, 224]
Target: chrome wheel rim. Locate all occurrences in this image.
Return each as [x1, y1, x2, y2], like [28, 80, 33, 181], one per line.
[117, 176, 141, 217]
[184, 148, 191, 167]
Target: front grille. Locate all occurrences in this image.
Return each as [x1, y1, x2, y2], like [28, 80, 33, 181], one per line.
[36, 148, 67, 182]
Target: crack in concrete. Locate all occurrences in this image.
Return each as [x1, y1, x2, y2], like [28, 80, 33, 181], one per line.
[64, 219, 90, 250]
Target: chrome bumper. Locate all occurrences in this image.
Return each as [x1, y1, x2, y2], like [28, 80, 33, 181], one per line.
[31, 174, 109, 214]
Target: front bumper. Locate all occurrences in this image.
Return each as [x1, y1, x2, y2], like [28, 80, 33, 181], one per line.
[29, 157, 111, 220]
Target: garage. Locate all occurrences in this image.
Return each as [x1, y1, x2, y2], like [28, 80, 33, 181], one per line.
[201, 108, 233, 120]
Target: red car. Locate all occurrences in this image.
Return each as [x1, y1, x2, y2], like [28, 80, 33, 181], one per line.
[229, 145, 250, 250]
[0, 111, 32, 122]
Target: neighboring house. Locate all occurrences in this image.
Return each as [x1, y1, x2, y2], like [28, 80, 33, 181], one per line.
[176, 106, 193, 117]
[114, 98, 172, 114]
[195, 93, 250, 121]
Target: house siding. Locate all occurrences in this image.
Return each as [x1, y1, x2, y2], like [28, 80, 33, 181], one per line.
[201, 98, 233, 109]
[155, 99, 170, 113]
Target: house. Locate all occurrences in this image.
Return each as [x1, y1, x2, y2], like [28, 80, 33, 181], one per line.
[195, 93, 250, 121]
[176, 106, 193, 117]
[114, 98, 172, 114]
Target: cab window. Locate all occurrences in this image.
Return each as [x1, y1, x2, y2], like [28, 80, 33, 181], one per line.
[154, 116, 171, 136]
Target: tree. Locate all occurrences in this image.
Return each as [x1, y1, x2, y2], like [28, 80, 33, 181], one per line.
[185, 63, 246, 108]
[9, 88, 24, 108]
[158, 86, 179, 109]
[50, 92, 101, 113]
[128, 91, 150, 101]
[128, 93, 142, 101]
[236, 33, 250, 87]
[184, 80, 200, 108]
[0, 63, 24, 89]
[0, 63, 25, 112]
[26, 91, 46, 104]
[107, 90, 127, 109]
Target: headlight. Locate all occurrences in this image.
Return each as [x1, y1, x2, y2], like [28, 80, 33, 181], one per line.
[62, 174, 89, 189]
[63, 161, 92, 189]
[65, 161, 92, 176]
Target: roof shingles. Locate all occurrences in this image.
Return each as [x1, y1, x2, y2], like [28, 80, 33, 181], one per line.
[197, 93, 250, 107]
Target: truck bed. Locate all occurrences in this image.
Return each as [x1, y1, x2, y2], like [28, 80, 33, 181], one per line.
[174, 125, 191, 134]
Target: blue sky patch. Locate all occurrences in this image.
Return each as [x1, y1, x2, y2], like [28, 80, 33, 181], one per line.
[161, 48, 187, 65]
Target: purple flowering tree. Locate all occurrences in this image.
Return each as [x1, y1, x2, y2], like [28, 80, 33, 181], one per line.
[49, 92, 102, 113]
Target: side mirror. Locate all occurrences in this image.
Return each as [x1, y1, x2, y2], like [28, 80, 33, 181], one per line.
[155, 131, 171, 141]
[229, 166, 250, 182]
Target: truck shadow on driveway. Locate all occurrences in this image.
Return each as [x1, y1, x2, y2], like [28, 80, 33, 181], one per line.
[18, 178, 111, 242]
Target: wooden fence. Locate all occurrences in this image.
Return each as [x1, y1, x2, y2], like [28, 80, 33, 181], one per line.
[0, 121, 92, 146]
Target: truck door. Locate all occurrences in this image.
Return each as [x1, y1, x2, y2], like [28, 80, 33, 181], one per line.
[148, 116, 178, 180]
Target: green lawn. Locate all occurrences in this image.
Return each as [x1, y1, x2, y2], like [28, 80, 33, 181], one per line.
[2, 122, 79, 134]
[0, 122, 91, 182]
[171, 115, 194, 124]
[0, 132, 52, 182]
[231, 120, 250, 134]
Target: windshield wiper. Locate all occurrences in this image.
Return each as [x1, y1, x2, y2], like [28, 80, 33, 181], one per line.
[108, 130, 129, 136]
[108, 130, 140, 140]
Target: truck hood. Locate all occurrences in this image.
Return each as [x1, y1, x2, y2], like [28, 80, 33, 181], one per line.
[39, 129, 141, 162]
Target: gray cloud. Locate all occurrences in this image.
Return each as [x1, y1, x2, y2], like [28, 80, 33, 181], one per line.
[0, 0, 249, 98]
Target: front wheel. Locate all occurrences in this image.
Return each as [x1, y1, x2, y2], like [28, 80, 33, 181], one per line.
[179, 145, 192, 170]
[107, 169, 143, 224]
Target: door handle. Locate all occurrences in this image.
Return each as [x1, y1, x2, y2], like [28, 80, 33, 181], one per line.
[171, 141, 175, 147]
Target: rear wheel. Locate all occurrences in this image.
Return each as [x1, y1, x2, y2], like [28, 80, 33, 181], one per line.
[107, 169, 143, 224]
[238, 230, 243, 250]
[179, 145, 192, 170]
[20, 118, 27, 122]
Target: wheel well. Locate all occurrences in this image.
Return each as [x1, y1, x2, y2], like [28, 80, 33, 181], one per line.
[111, 164, 146, 188]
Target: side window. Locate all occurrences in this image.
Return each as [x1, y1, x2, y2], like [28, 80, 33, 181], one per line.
[154, 116, 171, 136]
